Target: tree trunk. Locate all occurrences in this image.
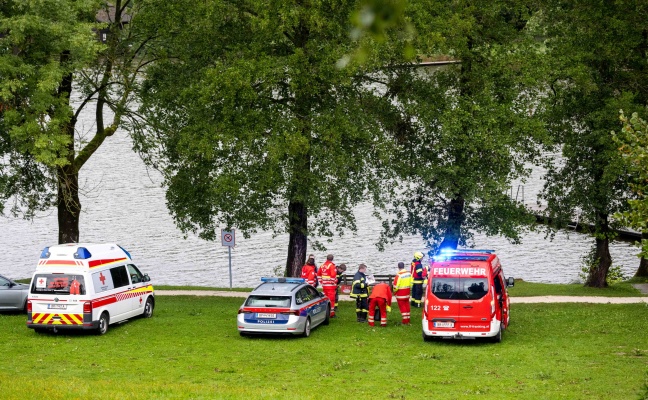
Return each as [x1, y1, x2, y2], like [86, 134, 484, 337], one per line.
[57, 164, 80, 244]
[56, 53, 79, 244]
[585, 212, 612, 288]
[439, 196, 465, 250]
[634, 232, 648, 278]
[285, 200, 307, 277]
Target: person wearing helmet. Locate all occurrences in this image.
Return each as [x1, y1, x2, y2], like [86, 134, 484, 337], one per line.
[410, 251, 426, 308]
[350, 264, 369, 322]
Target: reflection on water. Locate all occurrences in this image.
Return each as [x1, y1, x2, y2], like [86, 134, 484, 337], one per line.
[2, 116, 642, 286]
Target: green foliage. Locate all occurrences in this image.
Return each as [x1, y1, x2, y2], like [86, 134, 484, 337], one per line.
[614, 111, 648, 258]
[535, 0, 648, 285]
[379, 0, 547, 252]
[1, 297, 647, 399]
[135, 0, 417, 246]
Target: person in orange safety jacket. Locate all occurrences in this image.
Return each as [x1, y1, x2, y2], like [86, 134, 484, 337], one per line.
[368, 282, 392, 327]
[317, 254, 337, 317]
[410, 251, 426, 308]
[392, 262, 413, 324]
[300, 254, 318, 287]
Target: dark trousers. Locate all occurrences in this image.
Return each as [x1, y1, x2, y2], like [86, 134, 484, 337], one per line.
[411, 283, 423, 307]
[354, 296, 368, 321]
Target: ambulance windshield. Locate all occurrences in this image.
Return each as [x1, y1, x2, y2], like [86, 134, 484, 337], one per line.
[432, 278, 488, 300]
[31, 274, 86, 295]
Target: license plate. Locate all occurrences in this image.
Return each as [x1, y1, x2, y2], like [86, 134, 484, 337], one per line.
[434, 321, 454, 328]
[257, 313, 276, 319]
[48, 304, 67, 310]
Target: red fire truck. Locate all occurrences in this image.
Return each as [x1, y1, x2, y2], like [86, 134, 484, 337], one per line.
[422, 249, 514, 342]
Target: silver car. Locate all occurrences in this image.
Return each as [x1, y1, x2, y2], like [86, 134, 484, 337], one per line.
[237, 277, 331, 337]
[0, 274, 29, 312]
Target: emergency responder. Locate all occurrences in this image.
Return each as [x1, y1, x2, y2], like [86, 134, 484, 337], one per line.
[392, 262, 413, 324]
[410, 251, 426, 308]
[350, 264, 369, 322]
[300, 255, 318, 287]
[317, 254, 337, 317]
[334, 263, 347, 312]
[368, 282, 392, 327]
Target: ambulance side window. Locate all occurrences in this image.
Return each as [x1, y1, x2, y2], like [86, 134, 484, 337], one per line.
[110, 266, 130, 288]
[127, 264, 143, 284]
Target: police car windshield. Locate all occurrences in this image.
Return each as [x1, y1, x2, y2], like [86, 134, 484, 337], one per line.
[245, 295, 291, 308]
[30, 274, 86, 295]
[432, 278, 488, 300]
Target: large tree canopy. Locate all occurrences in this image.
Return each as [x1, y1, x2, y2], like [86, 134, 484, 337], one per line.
[1, 0, 154, 242]
[379, 0, 547, 253]
[537, 0, 648, 287]
[136, 0, 422, 276]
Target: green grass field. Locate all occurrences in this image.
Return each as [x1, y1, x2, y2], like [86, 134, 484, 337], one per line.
[1, 296, 647, 399]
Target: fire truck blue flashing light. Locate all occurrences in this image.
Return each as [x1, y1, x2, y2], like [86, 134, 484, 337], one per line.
[261, 277, 306, 284]
[432, 248, 496, 261]
[73, 247, 92, 259]
[40, 247, 50, 259]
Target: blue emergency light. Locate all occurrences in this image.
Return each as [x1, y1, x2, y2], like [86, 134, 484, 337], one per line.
[40, 247, 50, 259]
[261, 277, 305, 284]
[73, 247, 92, 259]
[432, 248, 495, 262]
[118, 244, 132, 260]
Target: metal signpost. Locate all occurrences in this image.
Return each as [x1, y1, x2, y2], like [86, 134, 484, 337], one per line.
[221, 229, 235, 289]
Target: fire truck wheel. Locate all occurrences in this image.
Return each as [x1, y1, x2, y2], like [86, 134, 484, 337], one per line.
[142, 297, 154, 318]
[323, 305, 331, 326]
[302, 317, 311, 337]
[97, 312, 109, 335]
[490, 326, 502, 343]
[423, 332, 434, 342]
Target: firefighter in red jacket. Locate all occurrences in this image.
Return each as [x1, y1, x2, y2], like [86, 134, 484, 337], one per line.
[368, 282, 392, 327]
[410, 251, 426, 308]
[300, 254, 318, 287]
[317, 254, 337, 317]
[392, 262, 413, 324]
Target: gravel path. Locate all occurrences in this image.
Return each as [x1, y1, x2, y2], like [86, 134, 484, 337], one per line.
[156, 290, 648, 304]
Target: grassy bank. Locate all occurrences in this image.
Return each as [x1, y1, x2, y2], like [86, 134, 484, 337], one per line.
[2, 297, 647, 399]
[507, 281, 644, 297]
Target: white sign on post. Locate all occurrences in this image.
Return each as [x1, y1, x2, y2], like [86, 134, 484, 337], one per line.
[221, 229, 235, 289]
[221, 230, 235, 247]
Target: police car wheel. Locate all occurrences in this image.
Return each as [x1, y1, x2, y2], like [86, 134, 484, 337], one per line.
[323, 306, 331, 326]
[142, 297, 154, 318]
[302, 318, 311, 337]
[97, 312, 109, 335]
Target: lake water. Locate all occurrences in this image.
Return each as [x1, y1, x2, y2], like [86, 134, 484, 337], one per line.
[1, 107, 642, 286]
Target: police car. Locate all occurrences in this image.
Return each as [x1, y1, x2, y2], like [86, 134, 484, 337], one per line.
[237, 278, 330, 337]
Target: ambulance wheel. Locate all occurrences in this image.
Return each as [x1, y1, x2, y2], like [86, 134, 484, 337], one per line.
[323, 306, 331, 326]
[302, 318, 311, 337]
[142, 297, 154, 318]
[97, 312, 109, 335]
[34, 328, 48, 334]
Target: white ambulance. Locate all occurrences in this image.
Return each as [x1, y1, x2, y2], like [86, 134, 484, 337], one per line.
[26, 243, 154, 335]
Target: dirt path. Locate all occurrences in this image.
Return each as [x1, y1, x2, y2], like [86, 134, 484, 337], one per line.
[156, 290, 648, 304]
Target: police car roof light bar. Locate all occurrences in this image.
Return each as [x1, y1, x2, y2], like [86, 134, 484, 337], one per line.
[261, 277, 305, 284]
